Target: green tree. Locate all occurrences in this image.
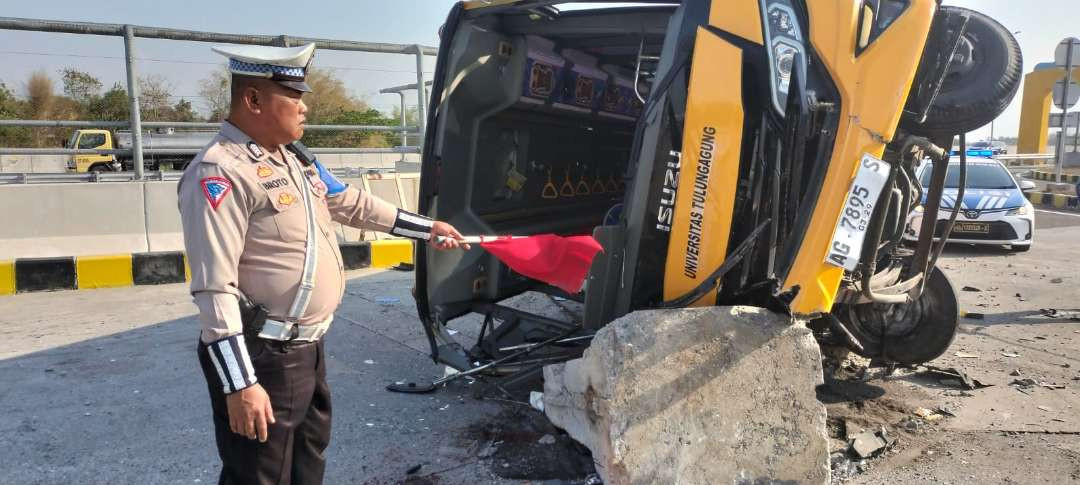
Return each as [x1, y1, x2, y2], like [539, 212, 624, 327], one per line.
[86, 83, 130, 121]
[0, 82, 31, 146]
[389, 104, 420, 147]
[296, 68, 403, 148]
[172, 98, 197, 122]
[300, 107, 397, 148]
[59, 68, 103, 105]
[301, 69, 368, 123]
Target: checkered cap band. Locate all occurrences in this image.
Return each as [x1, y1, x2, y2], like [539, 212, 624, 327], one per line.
[229, 59, 306, 80]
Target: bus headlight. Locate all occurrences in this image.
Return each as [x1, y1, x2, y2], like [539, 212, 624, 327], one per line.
[762, 0, 807, 116]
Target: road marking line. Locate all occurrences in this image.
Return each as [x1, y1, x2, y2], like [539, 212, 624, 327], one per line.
[1036, 209, 1080, 218]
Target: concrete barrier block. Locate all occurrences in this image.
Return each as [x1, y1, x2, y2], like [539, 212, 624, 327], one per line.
[334, 223, 366, 244]
[31, 155, 69, 173]
[0, 155, 32, 173]
[399, 176, 420, 209]
[0, 183, 148, 258]
[76, 254, 134, 289]
[14, 257, 76, 292]
[370, 239, 413, 267]
[543, 306, 829, 485]
[316, 153, 344, 169]
[367, 178, 403, 207]
[1065, 151, 1080, 168]
[142, 181, 185, 253]
[341, 153, 394, 170]
[395, 161, 421, 174]
[132, 252, 186, 285]
[0, 260, 13, 295]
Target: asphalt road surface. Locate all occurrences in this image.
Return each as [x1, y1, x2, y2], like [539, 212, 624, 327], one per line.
[1, 209, 1078, 484]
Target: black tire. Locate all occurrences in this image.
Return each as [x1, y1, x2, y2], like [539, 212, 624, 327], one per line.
[88, 164, 110, 173]
[903, 6, 1022, 137]
[834, 266, 959, 365]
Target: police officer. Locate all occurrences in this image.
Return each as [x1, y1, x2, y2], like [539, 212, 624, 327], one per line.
[178, 43, 465, 485]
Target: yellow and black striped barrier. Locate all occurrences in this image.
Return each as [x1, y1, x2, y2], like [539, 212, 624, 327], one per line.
[0, 240, 414, 296]
[1025, 190, 1080, 211]
[1028, 170, 1080, 184]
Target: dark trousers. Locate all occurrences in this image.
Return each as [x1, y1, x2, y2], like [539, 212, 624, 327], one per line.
[198, 338, 331, 485]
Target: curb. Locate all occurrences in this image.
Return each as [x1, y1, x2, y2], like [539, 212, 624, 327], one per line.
[1025, 191, 1080, 211]
[0, 240, 413, 296]
[1029, 170, 1080, 184]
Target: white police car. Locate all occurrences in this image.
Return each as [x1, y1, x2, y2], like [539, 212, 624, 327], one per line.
[904, 157, 1035, 251]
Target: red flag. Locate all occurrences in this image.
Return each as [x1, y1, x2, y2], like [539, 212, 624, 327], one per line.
[477, 234, 603, 294]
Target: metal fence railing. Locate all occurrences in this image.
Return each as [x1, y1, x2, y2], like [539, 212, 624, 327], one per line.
[0, 16, 436, 179]
[0, 166, 398, 185]
[380, 81, 433, 161]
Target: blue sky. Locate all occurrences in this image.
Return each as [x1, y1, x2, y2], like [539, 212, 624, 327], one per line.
[0, 0, 1076, 139]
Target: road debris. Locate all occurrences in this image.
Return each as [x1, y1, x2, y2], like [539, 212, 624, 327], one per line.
[1037, 405, 1052, 412]
[831, 453, 868, 481]
[1041, 308, 1080, 321]
[850, 427, 894, 459]
[954, 351, 980, 359]
[922, 365, 993, 390]
[538, 434, 557, 445]
[1010, 369, 1022, 376]
[529, 391, 544, 412]
[962, 286, 982, 292]
[913, 408, 944, 422]
[936, 406, 956, 417]
[1002, 352, 1020, 358]
[1011, 378, 1037, 389]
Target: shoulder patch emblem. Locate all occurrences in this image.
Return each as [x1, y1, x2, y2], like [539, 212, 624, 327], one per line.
[256, 164, 273, 178]
[278, 192, 296, 206]
[247, 141, 264, 159]
[200, 177, 232, 210]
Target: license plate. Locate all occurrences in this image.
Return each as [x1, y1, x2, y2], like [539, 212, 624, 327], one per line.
[954, 222, 989, 233]
[825, 154, 891, 271]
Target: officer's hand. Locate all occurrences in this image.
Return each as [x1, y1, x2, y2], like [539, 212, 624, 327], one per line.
[431, 221, 470, 250]
[226, 383, 275, 442]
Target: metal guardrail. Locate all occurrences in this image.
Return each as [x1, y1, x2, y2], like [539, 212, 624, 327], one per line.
[0, 146, 421, 156]
[995, 153, 1057, 168]
[0, 120, 420, 133]
[0, 17, 438, 55]
[0, 16, 435, 180]
[0, 171, 183, 184]
[995, 153, 1056, 160]
[378, 81, 433, 162]
[0, 166, 401, 185]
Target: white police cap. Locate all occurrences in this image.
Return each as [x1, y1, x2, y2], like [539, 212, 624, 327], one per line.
[211, 43, 316, 93]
